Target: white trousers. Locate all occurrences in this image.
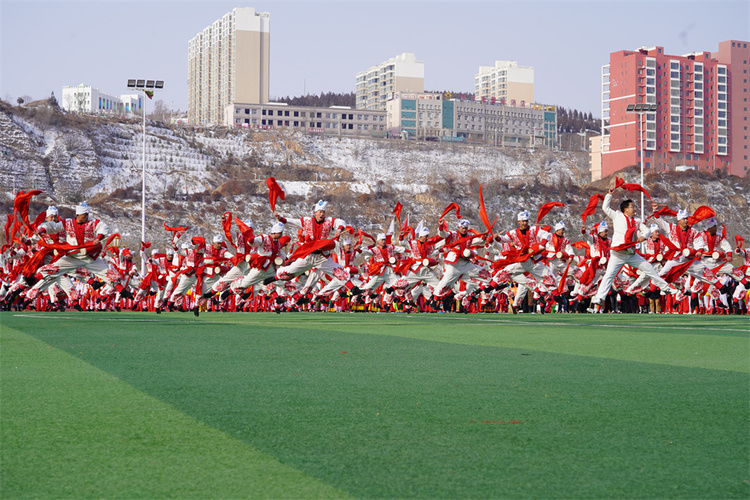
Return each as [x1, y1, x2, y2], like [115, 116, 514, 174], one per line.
[594, 251, 670, 304]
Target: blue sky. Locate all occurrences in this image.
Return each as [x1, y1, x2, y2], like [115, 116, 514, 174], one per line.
[1, 0, 747, 117]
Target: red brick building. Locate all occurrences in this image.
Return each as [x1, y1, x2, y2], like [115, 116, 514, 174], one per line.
[599, 40, 749, 180]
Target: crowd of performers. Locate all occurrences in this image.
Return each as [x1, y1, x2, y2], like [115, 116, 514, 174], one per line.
[1, 179, 749, 316]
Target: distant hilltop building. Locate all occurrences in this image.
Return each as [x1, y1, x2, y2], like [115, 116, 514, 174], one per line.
[188, 7, 270, 125]
[356, 53, 425, 111]
[386, 91, 556, 148]
[598, 39, 749, 180]
[474, 60, 535, 106]
[61, 84, 141, 116]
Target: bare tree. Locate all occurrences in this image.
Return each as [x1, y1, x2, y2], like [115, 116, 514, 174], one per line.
[149, 100, 169, 122]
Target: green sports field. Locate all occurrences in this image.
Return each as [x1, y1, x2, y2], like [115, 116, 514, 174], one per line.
[1, 311, 748, 499]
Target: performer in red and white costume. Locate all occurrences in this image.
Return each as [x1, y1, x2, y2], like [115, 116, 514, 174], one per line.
[27, 202, 115, 304]
[698, 218, 742, 286]
[402, 226, 443, 306]
[271, 200, 350, 285]
[360, 233, 406, 294]
[590, 190, 675, 309]
[652, 207, 714, 287]
[234, 222, 288, 294]
[494, 210, 552, 311]
[434, 219, 490, 299]
[544, 221, 575, 281]
[209, 218, 258, 297]
[317, 237, 363, 297]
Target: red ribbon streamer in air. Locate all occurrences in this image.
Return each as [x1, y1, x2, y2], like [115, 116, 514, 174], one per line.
[536, 202, 564, 225]
[266, 177, 285, 213]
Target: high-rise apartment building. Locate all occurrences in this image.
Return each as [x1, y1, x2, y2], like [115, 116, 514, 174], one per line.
[356, 53, 424, 111]
[188, 7, 270, 125]
[599, 41, 748, 181]
[475, 60, 534, 106]
[712, 40, 750, 177]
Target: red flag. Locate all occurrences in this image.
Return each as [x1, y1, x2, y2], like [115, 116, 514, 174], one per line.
[615, 177, 625, 189]
[234, 217, 254, 240]
[687, 206, 715, 227]
[13, 190, 43, 227]
[619, 182, 652, 201]
[286, 238, 337, 262]
[536, 202, 564, 225]
[663, 257, 699, 284]
[736, 235, 744, 249]
[649, 206, 677, 220]
[392, 201, 403, 224]
[581, 194, 604, 226]
[478, 185, 495, 234]
[4, 214, 12, 243]
[30, 211, 47, 231]
[557, 261, 572, 295]
[440, 202, 462, 220]
[266, 177, 285, 213]
[222, 211, 235, 249]
[164, 222, 189, 233]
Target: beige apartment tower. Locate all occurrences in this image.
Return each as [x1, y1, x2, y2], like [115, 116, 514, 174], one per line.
[475, 60, 534, 105]
[356, 53, 425, 111]
[188, 7, 270, 125]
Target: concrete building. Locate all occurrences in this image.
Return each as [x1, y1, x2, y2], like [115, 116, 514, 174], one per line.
[61, 84, 141, 116]
[475, 60, 534, 106]
[599, 40, 748, 181]
[387, 91, 557, 148]
[225, 102, 387, 138]
[356, 53, 425, 111]
[188, 7, 270, 126]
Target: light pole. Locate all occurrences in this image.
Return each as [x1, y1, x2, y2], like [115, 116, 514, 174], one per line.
[626, 103, 657, 221]
[127, 79, 164, 273]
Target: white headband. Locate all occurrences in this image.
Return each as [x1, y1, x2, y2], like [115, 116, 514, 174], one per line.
[75, 202, 90, 215]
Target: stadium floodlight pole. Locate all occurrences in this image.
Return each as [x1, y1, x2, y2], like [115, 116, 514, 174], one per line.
[626, 103, 657, 221]
[127, 79, 164, 274]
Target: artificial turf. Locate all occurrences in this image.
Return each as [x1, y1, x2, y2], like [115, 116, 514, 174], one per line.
[1, 311, 748, 499]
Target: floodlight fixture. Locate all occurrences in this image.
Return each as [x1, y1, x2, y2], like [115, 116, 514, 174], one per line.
[146, 80, 155, 88]
[155, 81, 164, 89]
[136, 79, 145, 88]
[626, 104, 635, 111]
[127, 79, 136, 88]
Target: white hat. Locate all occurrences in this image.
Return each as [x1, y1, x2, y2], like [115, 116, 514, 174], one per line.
[314, 200, 329, 212]
[650, 224, 659, 233]
[457, 219, 471, 228]
[181, 242, 190, 250]
[554, 221, 565, 232]
[151, 248, 159, 255]
[271, 222, 284, 234]
[376, 233, 386, 241]
[342, 237, 352, 245]
[676, 209, 689, 221]
[243, 219, 254, 229]
[517, 210, 530, 221]
[46, 206, 58, 217]
[704, 217, 718, 229]
[598, 220, 609, 232]
[418, 226, 430, 237]
[75, 202, 90, 215]
[167, 247, 175, 254]
[212, 234, 223, 243]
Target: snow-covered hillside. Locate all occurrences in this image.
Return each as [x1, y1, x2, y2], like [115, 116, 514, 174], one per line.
[1, 100, 748, 250]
